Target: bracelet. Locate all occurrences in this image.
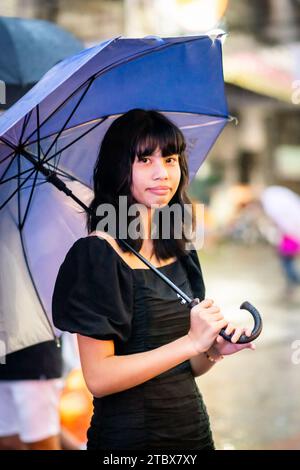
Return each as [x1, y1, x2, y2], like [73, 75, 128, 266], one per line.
[205, 350, 224, 363]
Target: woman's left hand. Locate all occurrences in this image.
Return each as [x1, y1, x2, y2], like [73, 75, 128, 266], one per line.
[212, 325, 256, 357]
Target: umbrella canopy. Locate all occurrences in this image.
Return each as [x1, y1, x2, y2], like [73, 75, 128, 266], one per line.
[261, 186, 300, 241]
[0, 16, 83, 108]
[0, 34, 230, 354]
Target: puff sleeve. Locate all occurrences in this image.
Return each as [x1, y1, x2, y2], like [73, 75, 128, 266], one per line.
[52, 237, 134, 342]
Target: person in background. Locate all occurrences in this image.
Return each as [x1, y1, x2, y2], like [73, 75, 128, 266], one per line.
[277, 233, 300, 297]
[0, 339, 83, 450]
[0, 340, 63, 450]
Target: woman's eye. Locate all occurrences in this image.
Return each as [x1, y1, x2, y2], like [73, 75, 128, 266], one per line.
[139, 156, 178, 164]
[166, 157, 177, 164]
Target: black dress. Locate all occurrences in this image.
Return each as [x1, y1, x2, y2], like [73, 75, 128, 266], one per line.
[52, 236, 215, 450]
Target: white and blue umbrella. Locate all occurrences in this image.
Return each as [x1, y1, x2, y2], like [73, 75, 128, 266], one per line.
[1, 34, 254, 354]
[261, 186, 300, 240]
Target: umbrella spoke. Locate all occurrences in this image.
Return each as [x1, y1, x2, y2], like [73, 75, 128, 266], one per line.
[0, 166, 35, 185]
[19, 167, 39, 230]
[40, 116, 107, 167]
[19, 175, 44, 182]
[46, 161, 86, 185]
[0, 147, 16, 165]
[0, 167, 36, 211]
[0, 152, 18, 182]
[43, 77, 95, 160]
[23, 114, 106, 148]
[17, 154, 21, 226]
[54, 142, 63, 171]
[23, 72, 98, 145]
[0, 136, 17, 153]
[21, 180, 48, 191]
[19, 110, 33, 146]
[36, 105, 41, 162]
[38, 144, 83, 184]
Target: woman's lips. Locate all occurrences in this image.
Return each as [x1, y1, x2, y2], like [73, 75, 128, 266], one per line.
[148, 188, 170, 195]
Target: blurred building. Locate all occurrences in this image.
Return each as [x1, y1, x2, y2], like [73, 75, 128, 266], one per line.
[220, 0, 300, 193]
[0, 0, 124, 44]
[190, 0, 300, 202]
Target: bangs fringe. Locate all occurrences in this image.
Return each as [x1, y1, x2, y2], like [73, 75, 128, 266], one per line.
[133, 120, 186, 159]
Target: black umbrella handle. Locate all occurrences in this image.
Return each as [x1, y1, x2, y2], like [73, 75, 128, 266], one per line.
[189, 299, 262, 344]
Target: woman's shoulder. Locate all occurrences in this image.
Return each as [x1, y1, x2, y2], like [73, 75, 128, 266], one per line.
[67, 232, 119, 258]
[58, 233, 132, 278]
[52, 234, 134, 342]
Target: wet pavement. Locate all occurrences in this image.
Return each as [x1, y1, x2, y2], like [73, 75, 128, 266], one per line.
[195, 241, 300, 450]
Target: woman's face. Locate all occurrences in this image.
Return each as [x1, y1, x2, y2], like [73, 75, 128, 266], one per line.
[130, 146, 181, 209]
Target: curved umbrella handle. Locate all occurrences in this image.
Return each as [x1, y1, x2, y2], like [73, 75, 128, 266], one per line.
[189, 299, 263, 344]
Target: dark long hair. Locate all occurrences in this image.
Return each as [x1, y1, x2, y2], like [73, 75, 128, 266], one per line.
[87, 108, 195, 261]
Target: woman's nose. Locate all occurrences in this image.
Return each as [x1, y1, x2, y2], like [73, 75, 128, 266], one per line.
[152, 161, 169, 179]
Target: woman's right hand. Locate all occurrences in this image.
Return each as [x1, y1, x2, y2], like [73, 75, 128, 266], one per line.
[187, 299, 228, 354]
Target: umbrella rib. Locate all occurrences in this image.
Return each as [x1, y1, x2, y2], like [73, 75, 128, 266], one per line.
[34, 144, 89, 186]
[39, 145, 67, 181]
[36, 104, 41, 162]
[0, 135, 90, 200]
[21, 181, 46, 190]
[17, 154, 23, 229]
[23, 77, 98, 146]
[0, 167, 36, 211]
[0, 151, 18, 182]
[23, 36, 225, 145]
[19, 168, 39, 230]
[0, 136, 17, 152]
[39, 116, 107, 167]
[0, 148, 16, 165]
[43, 77, 95, 160]
[52, 142, 62, 170]
[46, 162, 88, 186]
[19, 109, 33, 146]
[0, 166, 35, 185]
[25, 117, 103, 146]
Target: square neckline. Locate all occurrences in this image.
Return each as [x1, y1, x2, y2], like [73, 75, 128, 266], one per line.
[89, 235, 179, 271]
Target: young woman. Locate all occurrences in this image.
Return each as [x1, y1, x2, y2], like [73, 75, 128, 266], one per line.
[52, 109, 255, 450]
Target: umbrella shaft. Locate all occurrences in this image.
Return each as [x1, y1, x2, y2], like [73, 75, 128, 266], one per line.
[20, 148, 92, 214]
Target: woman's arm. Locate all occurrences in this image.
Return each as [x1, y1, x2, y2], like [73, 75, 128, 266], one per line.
[190, 325, 256, 377]
[77, 333, 200, 398]
[77, 298, 228, 396]
[189, 353, 216, 377]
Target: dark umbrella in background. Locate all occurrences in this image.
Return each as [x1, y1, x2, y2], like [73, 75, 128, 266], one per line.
[0, 33, 262, 355]
[0, 16, 84, 109]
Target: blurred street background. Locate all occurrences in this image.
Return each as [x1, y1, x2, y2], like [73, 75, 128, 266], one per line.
[1, 0, 300, 450]
[198, 241, 300, 450]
